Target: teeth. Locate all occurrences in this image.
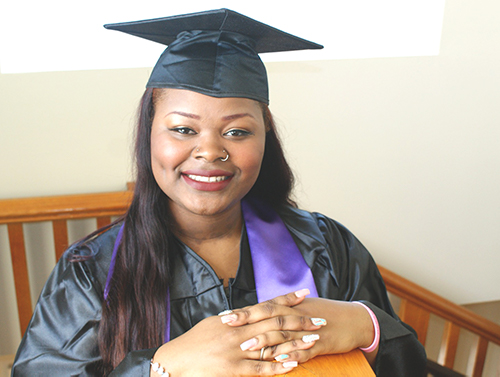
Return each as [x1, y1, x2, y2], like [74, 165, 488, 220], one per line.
[187, 174, 229, 183]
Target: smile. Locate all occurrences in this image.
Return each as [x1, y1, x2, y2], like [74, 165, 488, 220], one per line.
[186, 174, 230, 183]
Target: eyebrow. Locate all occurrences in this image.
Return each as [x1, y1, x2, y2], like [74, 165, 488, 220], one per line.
[222, 113, 256, 121]
[166, 111, 200, 119]
[166, 111, 255, 121]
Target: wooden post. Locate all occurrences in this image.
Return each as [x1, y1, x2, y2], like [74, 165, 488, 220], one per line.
[7, 223, 33, 335]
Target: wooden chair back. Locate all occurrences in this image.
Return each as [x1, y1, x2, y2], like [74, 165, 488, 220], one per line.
[379, 266, 500, 377]
[0, 184, 133, 337]
[1, 185, 499, 376]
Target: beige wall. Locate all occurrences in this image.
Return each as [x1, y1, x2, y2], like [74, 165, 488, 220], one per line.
[1, 0, 499, 355]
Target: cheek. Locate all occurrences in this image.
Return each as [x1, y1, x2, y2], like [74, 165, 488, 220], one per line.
[150, 135, 184, 175]
[240, 141, 266, 181]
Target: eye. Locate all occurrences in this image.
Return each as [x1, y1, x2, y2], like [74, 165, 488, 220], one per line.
[224, 129, 252, 137]
[170, 127, 196, 135]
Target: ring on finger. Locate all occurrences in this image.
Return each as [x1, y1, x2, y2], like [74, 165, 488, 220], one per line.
[260, 346, 268, 361]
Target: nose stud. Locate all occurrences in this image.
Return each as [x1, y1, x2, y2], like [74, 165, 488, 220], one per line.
[194, 148, 229, 161]
[220, 150, 229, 162]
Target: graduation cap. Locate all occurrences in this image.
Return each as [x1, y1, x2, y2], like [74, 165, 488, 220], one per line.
[104, 9, 323, 104]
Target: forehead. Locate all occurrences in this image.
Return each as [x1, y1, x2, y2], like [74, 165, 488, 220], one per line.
[154, 89, 263, 118]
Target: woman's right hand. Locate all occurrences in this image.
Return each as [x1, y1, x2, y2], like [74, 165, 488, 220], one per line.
[151, 291, 324, 376]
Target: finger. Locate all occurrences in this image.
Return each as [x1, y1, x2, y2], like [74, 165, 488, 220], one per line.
[238, 359, 299, 376]
[220, 289, 311, 326]
[241, 332, 319, 361]
[248, 334, 319, 362]
[268, 335, 321, 359]
[240, 323, 322, 351]
[238, 315, 326, 351]
[272, 348, 319, 365]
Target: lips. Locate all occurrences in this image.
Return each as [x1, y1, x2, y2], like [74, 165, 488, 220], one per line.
[181, 170, 233, 191]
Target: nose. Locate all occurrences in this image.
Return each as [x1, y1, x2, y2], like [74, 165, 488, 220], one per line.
[193, 135, 227, 162]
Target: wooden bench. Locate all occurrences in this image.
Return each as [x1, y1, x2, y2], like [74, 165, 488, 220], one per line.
[1, 185, 499, 376]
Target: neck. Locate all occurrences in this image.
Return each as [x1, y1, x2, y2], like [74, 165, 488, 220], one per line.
[169, 202, 243, 248]
[169, 202, 243, 286]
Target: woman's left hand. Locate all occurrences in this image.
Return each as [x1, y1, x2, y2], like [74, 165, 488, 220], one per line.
[219, 291, 377, 365]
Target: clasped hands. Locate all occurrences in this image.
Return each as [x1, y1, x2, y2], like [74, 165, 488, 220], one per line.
[151, 289, 375, 376]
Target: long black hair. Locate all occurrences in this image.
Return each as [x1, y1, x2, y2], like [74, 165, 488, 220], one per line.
[98, 88, 295, 374]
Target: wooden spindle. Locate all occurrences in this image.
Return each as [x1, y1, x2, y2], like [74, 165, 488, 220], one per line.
[438, 321, 460, 369]
[467, 336, 488, 377]
[52, 219, 69, 260]
[96, 216, 112, 229]
[398, 298, 431, 345]
[7, 223, 33, 336]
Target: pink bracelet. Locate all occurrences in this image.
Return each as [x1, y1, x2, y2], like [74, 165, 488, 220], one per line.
[353, 302, 380, 353]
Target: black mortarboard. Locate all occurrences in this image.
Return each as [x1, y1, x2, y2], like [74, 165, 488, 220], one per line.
[104, 9, 323, 104]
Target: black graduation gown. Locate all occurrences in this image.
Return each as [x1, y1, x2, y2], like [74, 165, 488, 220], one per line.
[11, 205, 426, 376]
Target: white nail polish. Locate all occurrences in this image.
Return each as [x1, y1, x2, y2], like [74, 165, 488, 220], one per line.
[220, 314, 237, 324]
[283, 361, 298, 368]
[311, 318, 327, 326]
[295, 288, 310, 298]
[302, 334, 320, 343]
[240, 338, 258, 351]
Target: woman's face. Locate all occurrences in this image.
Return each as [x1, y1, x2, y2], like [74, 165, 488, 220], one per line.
[151, 89, 266, 218]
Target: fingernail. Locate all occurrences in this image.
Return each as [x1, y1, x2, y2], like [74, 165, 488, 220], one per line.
[240, 338, 258, 351]
[218, 310, 233, 316]
[302, 334, 320, 343]
[275, 354, 289, 361]
[283, 361, 298, 368]
[311, 318, 327, 326]
[295, 288, 310, 298]
[220, 314, 237, 324]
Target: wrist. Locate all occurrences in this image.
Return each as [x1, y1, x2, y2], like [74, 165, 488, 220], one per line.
[352, 302, 380, 353]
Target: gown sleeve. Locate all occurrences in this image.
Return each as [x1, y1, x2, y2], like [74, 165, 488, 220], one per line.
[314, 214, 427, 377]
[11, 240, 155, 376]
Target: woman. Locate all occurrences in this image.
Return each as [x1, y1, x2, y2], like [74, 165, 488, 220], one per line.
[12, 9, 426, 376]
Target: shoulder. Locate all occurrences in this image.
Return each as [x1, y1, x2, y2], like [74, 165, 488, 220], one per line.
[277, 205, 380, 287]
[67, 222, 122, 261]
[277, 205, 366, 254]
[44, 223, 122, 297]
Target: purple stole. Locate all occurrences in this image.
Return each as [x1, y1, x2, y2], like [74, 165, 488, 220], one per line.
[241, 197, 319, 302]
[105, 197, 318, 342]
